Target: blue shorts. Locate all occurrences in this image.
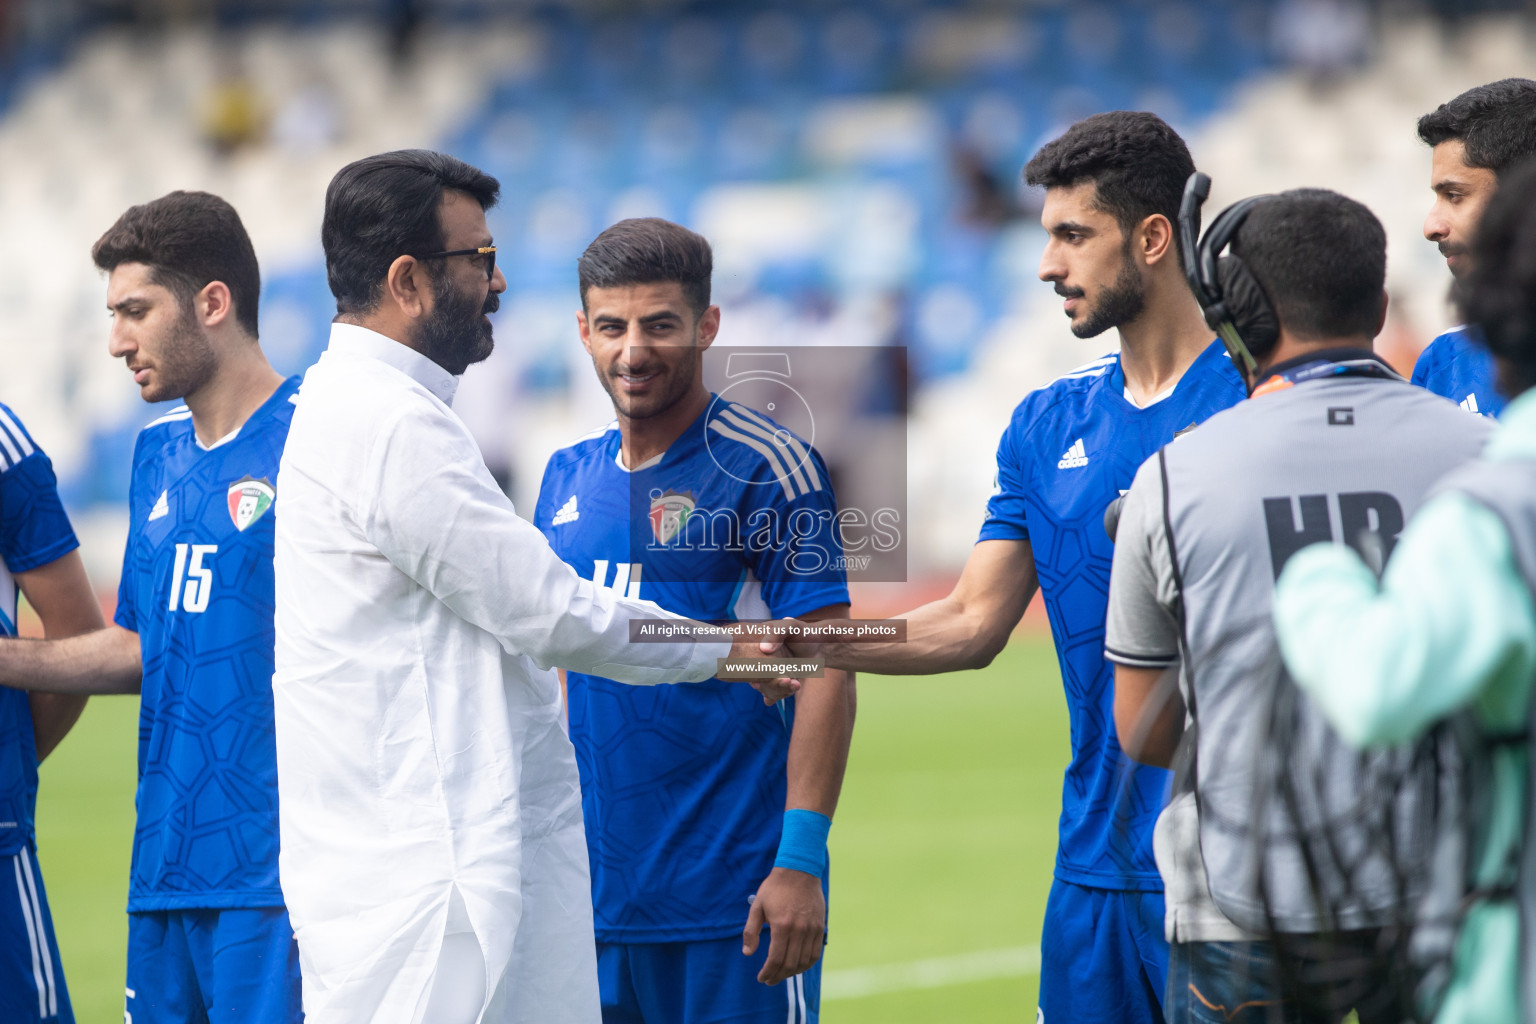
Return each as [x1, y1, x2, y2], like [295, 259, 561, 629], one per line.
[1038, 877, 1168, 1024]
[0, 847, 73, 1023]
[125, 906, 301, 1024]
[597, 935, 821, 1024]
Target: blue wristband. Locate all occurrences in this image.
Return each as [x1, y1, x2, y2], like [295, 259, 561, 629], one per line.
[774, 808, 831, 878]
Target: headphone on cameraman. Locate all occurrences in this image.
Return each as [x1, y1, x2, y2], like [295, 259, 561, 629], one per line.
[1178, 172, 1280, 377]
[1107, 175, 1282, 544]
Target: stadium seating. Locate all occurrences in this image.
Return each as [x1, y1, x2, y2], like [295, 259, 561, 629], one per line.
[0, 2, 1530, 577]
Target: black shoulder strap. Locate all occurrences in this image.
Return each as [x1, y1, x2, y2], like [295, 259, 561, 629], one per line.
[1158, 447, 1199, 790]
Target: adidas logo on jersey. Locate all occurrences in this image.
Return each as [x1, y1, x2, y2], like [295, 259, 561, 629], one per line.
[1461, 393, 1480, 413]
[1057, 438, 1089, 469]
[552, 495, 579, 525]
[148, 490, 170, 521]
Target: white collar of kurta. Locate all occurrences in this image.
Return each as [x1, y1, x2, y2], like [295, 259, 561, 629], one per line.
[326, 321, 460, 407]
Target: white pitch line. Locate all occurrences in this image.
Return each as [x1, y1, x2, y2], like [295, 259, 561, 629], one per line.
[822, 944, 1041, 1000]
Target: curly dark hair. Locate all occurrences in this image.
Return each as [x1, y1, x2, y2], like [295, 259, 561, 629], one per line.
[1024, 110, 1196, 255]
[1417, 79, 1536, 175]
[1460, 159, 1536, 397]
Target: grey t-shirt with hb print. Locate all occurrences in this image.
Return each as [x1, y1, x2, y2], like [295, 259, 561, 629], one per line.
[1107, 366, 1491, 936]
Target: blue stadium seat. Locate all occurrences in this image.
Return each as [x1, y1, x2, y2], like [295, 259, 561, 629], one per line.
[48, 0, 1284, 502]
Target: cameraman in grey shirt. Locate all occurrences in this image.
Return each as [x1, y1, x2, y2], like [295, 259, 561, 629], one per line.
[1105, 188, 1491, 1022]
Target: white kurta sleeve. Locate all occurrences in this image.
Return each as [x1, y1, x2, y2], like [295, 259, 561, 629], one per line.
[358, 398, 730, 684]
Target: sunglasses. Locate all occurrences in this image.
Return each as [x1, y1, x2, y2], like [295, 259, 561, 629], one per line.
[417, 245, 497, 279]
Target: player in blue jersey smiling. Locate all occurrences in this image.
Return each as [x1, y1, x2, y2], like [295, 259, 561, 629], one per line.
[0, 402, 105, 1024]
[535, 218, 855, 1024]
[0, 192, 302, 1023]
[1411, 78, 1536, 417]
[786, 112, 1245, 1023]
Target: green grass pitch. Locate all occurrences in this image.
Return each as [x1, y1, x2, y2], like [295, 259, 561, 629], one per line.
[34, 636, 1067, 1022]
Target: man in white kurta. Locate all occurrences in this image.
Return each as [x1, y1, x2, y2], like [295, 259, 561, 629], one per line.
[278, 151, 797, 1022]
[274, 320, 745, 1023]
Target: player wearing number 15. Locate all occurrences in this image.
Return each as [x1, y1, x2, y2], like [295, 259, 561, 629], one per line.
[0, 192, 302, 1023]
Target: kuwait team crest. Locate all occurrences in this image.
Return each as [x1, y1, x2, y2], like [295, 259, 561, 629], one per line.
[648, 489, 695, 546]
[227, 477, 275, 531]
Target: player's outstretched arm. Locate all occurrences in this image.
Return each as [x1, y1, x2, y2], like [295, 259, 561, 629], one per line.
[0, 573, 140, 702]
[792, 539, 1037, 675]
[744, 603, 856, 984]
[11, 550, 135, 754]
[0, 627, 141, 697]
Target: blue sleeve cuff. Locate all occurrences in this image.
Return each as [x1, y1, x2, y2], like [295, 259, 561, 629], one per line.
[774, 808, 831, 878]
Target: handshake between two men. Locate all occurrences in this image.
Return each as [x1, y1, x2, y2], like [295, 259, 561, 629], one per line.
[687, 617, 905, 704]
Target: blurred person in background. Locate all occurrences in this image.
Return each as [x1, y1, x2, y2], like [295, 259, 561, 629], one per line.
[1269, 0, 1371, 91]
[1109, 188, 1490, 1022]
[203, 54, 267, 157]
[0, 401, 103, 1024]
[274, 150, 792, 1024]
[271, 70, 341, 155]
[1411, 77, 1536, 417]
[388, 0, 422, 67]
[787, 111, 1245, 1024]
[1274, 161, 1536, 1024]
[0, 191, 301, 1023]
[537, 218, 855, 1024]
[954, 144, 1022, 229]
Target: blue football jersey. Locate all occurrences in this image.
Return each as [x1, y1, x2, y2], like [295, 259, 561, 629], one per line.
[113, 378, 299, 911]
[536, 397, 849, 943]
[0, 404, 78, 857]
[980, 340, 1244, 892]
[1410, 325, 1505, 417]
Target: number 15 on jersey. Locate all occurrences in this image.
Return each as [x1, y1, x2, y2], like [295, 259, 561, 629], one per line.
[167, 543, 217, 613]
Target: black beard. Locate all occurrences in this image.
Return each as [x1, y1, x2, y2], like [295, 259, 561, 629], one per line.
[416, 273, 497, 375]
[1072, 251, 1145, 339]
[600, 351, 698, 420]
[148, 304, 219, 401]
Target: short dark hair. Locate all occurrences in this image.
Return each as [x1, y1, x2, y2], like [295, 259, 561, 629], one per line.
[1460, 159, 1536, 395]
[1417, 79, 1536, 176]
[322, 149, 500, 314]
[1232, 188, 1386, 343]
[577, 218, 713, 315]
[92, 190, 261, 337]
[1024, 111, 1196, 254]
